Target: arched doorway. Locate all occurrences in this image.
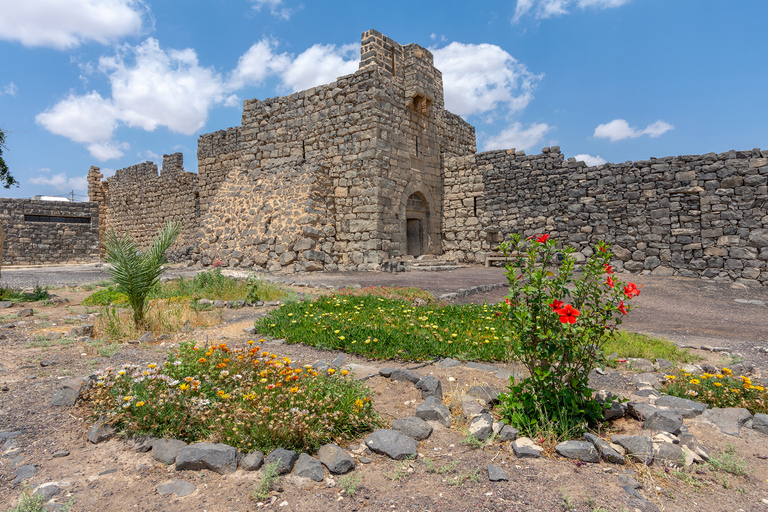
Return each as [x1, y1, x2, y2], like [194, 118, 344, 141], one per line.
[406, 192, 428, 257]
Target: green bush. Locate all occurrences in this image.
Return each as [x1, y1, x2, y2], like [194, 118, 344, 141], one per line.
[495, 234, 640, 438]
[83, 286, 128, 306]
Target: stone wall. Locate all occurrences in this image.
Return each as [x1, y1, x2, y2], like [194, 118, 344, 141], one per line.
[0, 198, 99, 265]
[90, 153, 200, 261]
[443, 147, 768, 285]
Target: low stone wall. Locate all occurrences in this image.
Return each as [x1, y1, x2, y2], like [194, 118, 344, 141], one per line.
[0, 198, 99, 265]
[444, 147, 768, 285]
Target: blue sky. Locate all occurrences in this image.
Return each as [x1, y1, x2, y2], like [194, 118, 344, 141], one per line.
[1, 0, 766, 200]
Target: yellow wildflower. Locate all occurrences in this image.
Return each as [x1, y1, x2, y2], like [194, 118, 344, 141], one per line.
[689, 379, 700, 385]
[135, 401, 145, 407]
[714, 382, 722, 387]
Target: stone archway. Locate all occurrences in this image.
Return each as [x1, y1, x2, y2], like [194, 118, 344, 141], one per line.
[405, 192, 429, 257]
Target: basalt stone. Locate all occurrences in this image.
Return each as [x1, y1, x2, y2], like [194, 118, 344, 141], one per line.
[390, 369, 420, 384]
[157, 479, 196, 497]
[655, 396, 708, 418]
[468, 413, 494, 442]
[627, 402, 659, 421]
[512, 437, 543, 458]
[642, 410, 683, 434]
[151, 439, 188, 465]
[317, 443, 355, 474]
[498, 425, 519, 442]
[414, 375, 442, 400]
[679, 433, 709, 461]
[438, 358, 462, 368]
[379, 367, 395, 377]
[51, 378, 83, 407]
[33, 483, 62, 501]
[704, 407, 752, 437]
[466, 385, 500, 405]
[415, 396, 452, 427]
[603, 401, 627, 420]
[365, 429, 417, 460]
[132, 435, 156, 453]
[627, 358, 655, 372]
[753, 413, 768, 435]
[294, 453, 325, 481]
[240, 451, 264, 471]
[465, 362, 498, 372]
[653, 442, 684, 467]
[487, 463, 509, 482]
[457, 395, 490, 423]
[555, 441, 600, 463]
[391, 416, 433, 441]
[68, 324, 94, 338]
[584, 433, 625, 464]
[12, 465, 37, 485]
[612, 435, 654, 465]
[175, 442, 239, 474]
[87, 418, 115, 444]
[265, 448, 298, 474]
[17, 308, 33, 318]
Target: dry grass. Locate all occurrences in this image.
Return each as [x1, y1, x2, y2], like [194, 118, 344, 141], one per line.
[95, 300, 223, 341]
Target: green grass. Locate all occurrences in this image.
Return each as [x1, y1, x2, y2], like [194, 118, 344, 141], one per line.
[604, 330, 700, 365]
[257, 295, 513, 362]
[706, 445, 749, 476]
[252, 460, 281, 501]
[0, 285, 50, 303]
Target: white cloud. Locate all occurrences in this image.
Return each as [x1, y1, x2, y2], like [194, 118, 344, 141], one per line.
[594, 118, 674, 142]
[88, 141, 129, 160]
[483, 122, 551, 151]
[250, 0, 293, 20]
[29, 172, 88, 192]
[1, 83, 18, 97]
[36, 91, 120, 144]
[513, 0, 632, 22]
[433, 42, 542, 118]
[279, 43, 359, 92]
[574, 153, 607, 166]
[0, 0, 145, 49]
[227, 39, 291, 90]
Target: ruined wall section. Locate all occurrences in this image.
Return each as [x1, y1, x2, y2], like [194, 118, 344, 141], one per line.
[104, 154, 200, 261]
[450, 147, 768, 284]
[0, 198, 99, 265]
[441, 155, 487, 262]
[197, 127, 242, 215]
[442, 112, 476, 158]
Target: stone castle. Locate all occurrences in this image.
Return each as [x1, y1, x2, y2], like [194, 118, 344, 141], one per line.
[82, 29, 768, 285]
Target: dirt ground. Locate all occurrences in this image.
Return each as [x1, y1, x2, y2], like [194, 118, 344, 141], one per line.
[1, 266, 767, 512]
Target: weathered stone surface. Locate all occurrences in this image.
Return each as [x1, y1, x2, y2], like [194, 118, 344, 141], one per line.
[390, 369, 421, 384]
[627, 402, 659, 421]
[466, 385, 500, 405]
[753, 413, 768, 435]
[498, 425, 519, 442]
[468, 413, 494, 442]
[583, 433, 625, 464]
[32, 483, 62, 501]
[364, 429, 417, 460]
[264, 448, 298, 474]
[12, 465, 37, 485]
[294, 453, 325, 481]
[612, 435, 654, 465]
[487, 463, 509, 482]
[157, 480, 196, 497]
[555, 441, 600, 463]
[704, 407, 753, 437]
[512, 437, 543, 458]
[175, 442, 239, 474]
[415, 396, 452, 427]
[391, 416, 433, 441]
[642, 410, 683, 434]
[458, 395, 490, 422]
[438, 358, 461, 368]
[68, 324, 94, 338]
[655, 396, 708, 418]
[679, 432, 709, 461]
[414, 375, 442, 400]
[240, 451, 264, 471]
[465, 362, 498, 372]
[653, 442, 684, 467]
[51, 378, 83, 406]
[604, 401, 628, 420]
[627, 358, 655, 372]
[151, 439, 188, 465]
[317, 443, 355, 474]
[87, 419, 115, 444]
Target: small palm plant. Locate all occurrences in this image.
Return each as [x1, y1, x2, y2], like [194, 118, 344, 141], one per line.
[103, 221, 182, 327]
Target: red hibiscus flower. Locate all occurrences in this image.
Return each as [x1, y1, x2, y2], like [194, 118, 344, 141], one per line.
[558, 304, 580, 324]
[549, 299, 564, 312]
[604, 264, 614, 274]
[537, 234, 550, 243]
[618, 300, 627, 315]
[624, 283, 640, 298]
[606, 275, 615, 288]
[505, 298, 513, 306]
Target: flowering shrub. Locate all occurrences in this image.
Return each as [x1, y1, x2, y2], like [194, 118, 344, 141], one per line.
[84, 340, 381, 453]
[662, 367, 767, 415]
[496, 233, 640, 438]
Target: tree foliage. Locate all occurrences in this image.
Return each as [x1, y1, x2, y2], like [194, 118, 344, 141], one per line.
[103, 221, 182, 327]
[0, 129, 19, 189]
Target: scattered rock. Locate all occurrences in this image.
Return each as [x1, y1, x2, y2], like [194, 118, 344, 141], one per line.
[86, 418, 115, 444]
[753, 413, 768, 435]
[617, 474, 642, 489]
[157, 479, 196, 497]
[457, 396, 490, 423]
[243, 326, 257, 335]
[132, 435, 155, 453]
[378, 367, 395, 378]
[512, 437, 543, 458]
[67, 324, 94, 338]
[466, 385, 500, 405]
[627, 358, 655, 372]
[265, 448, 298, 474]
[32, 482, 62, 501]
[584, 433, 625, 464]
[151, 438, 188, 465]
[317, 443, 355, 474]
[240, 451, 264, 471]
[653, 442, 684, 467]
[679, 433, 709, 461]
[438, 358, 461, 368]
[12, 464, 37, 485]
[414, 375, 443, 400]
[415, 396, 452, 427]
[655, 396, 708, 418]
[487, 463, 509, 482]
[389, 369, 420, 384]
[498, 425, 519, 442]
[391, 416, 433, 441]
[465, 362, 498, 372]
[330, 354, 345, 367]
[555, 441, 600, 463]
[138, 332, 155, 344]
[654, 358, 674, 370]
[612, 435, 654, 465]
[17, 308, 34, 318]
[51, 378, 83, 407]
[703, 407, 753, 437]
[294, 453, 325, 481]
[213, 300, 226, 308]
[51, 450, 69, 458]
[630, 372, 662, 389]
[603, 401, 628, 420]
[364, 429, 417, 460]
[627, 402, 659, 421]
[175, 442, 240, 474]
[642, 410, 683, 434]
[0, 301, 12, 308]
[468, 413, 494, 442]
